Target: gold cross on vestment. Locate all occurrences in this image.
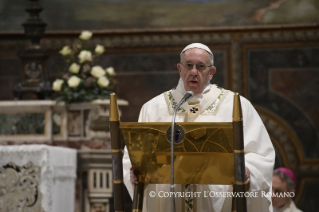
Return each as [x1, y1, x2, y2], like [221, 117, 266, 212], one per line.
[190, 106, 199, 113]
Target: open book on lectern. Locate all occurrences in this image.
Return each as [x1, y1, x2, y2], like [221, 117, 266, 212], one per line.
[120, 122, 235, 185]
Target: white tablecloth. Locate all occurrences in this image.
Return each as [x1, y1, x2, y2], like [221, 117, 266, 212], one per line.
[0, 145, 77, 212]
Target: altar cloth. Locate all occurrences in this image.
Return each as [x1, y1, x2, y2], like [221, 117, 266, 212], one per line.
[0, 145, 77, 212]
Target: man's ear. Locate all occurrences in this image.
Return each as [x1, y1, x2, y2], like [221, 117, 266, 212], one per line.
[177, 63, 182, 74]
[211, 66, 216, 75]
[209, 66, 216, 80]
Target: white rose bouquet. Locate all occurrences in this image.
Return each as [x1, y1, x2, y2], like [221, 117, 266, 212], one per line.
[52, 31, 116, 103]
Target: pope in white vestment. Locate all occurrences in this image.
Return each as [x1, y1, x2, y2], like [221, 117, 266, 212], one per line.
[123, 43, 275, 212]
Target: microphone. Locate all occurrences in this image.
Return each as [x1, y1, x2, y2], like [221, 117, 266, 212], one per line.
[177, 91, 194, 108]
[170, 90, 194, 212]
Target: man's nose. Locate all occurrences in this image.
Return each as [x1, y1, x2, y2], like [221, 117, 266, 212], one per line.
[190, 65, 198, 74]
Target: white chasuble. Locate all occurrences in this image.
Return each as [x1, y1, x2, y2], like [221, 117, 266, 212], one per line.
[123, 81, 275, 212]
[273, 199, 302, 212]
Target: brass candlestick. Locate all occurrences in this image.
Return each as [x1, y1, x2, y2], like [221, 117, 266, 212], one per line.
[13, 0, 51, 99]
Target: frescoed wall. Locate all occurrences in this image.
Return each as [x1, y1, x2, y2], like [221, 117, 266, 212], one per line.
[0, 0, 319, 31]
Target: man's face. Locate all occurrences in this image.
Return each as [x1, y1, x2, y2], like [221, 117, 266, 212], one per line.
[177, 48, 216, 95]
[272, 175, 292, 208]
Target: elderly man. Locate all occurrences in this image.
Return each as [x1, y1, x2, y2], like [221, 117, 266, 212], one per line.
[272, 168, 302, 212]
[123, 43, 275, 211]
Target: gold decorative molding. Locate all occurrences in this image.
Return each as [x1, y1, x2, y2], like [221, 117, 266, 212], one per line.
[1, 24, 318, 52]
[255, 106, 319, 191]
[294, 177, 319, 205]
[255, 106, 301, 167]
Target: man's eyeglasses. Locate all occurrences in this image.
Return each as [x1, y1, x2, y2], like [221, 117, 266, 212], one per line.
[180, 62, 212, 72]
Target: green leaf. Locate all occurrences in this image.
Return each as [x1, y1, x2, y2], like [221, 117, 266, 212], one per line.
[185, 184, 190, 189]
[189, 204, 193, 209]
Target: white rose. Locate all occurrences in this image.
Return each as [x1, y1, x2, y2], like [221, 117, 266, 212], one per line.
[95, 44, 105, 54]
[79, 30, 92, 40]
[69, 63, 80, 74]
[97, 76, 110, 88]
[78, 50, 92, 63]
[91, 66, 105, 78]
[59, 46, 71, 56]
[105, 66, 116, 76]
[68, 76, 81, 88]
[52, 79, 64, 91]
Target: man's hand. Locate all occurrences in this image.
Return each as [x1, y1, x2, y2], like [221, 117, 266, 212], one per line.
[245, 167, 250, 184]
[130, 167, 138, 185]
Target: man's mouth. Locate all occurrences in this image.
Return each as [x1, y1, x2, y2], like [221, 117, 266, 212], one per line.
[189, 80, 198, 85]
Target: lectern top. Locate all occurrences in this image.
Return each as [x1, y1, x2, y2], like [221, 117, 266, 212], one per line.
[120, 122, 235, 185]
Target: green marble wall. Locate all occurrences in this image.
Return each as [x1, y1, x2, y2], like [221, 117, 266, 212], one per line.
[0, 113, 45, 135]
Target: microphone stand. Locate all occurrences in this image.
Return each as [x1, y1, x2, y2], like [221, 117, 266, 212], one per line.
[170, 106, 178, 212]
[170, 91, 194, 212]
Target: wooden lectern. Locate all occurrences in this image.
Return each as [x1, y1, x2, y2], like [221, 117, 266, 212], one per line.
[109, 93, 247, 212]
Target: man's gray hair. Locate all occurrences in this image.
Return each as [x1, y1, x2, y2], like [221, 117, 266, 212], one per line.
[180, 43, 214, 65]
[273, 169, 296, 191]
